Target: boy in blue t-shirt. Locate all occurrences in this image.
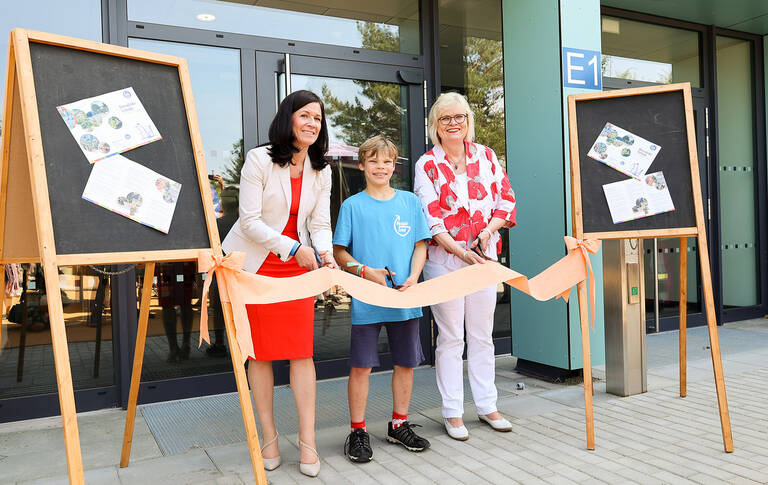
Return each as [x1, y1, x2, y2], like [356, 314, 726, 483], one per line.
[333, 135, 432, 463]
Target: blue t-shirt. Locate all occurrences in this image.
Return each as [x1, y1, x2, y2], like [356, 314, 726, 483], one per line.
[333, 190, 432, 325]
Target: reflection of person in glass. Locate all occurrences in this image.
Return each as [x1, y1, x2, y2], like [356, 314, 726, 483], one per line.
[206, 186, 239, 358]
[158, 262, 196, 363]
[414, 92, 517, 441]
[222, 90, 337, 478]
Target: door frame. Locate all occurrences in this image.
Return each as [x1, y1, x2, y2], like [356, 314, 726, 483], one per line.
[602, 6, 768, 331]
[253, 51, 430, 383]
[708, 26, 768, 323]
[104, 6, 433, 398]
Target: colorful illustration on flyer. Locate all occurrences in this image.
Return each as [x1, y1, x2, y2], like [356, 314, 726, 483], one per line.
[645, 173, 667, 191]
[79, 134, 100, 152]
[57, 107, 76, 129]
[117, 191, 143, 216]
[632, 197, 649, 215]
[155, 177, 181, 204]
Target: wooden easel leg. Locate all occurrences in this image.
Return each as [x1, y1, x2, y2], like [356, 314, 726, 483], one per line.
[120, 262, 155, 468]
[0, 264, 5, 356]
[221, 301, 267, 485]
[679, 238, 687, 398]
[696, 234, 733, 452]
[42, 260, 84, 485]
[577, 281, 595, 450]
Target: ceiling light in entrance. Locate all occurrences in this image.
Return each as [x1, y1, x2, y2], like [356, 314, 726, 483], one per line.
[196, 13, 216, 22]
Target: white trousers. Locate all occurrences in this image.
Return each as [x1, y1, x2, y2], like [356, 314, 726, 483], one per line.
[423, 258, 498, 418]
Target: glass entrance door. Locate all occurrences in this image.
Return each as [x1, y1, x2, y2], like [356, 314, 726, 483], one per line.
[253, 52, 427, 380]
[601, 14, 713, 333]
[601, 79, 709, 333]
[643, 93, 708, 332]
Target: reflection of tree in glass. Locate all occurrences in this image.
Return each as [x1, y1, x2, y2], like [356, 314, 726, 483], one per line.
[320, 22, 405, 152]
[464, 36, 506, 168]
[222, 138, 244, 186]
[320, 22, 409, 192]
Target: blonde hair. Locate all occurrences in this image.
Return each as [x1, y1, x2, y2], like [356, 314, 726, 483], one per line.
[357, 135, 398, 163]
[427, 92, 475, 147]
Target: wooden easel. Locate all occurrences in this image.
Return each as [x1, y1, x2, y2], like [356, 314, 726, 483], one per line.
[567, 83, 733, 453]
[0, 29, 267, 485]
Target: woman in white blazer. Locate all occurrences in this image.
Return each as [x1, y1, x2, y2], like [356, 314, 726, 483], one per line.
[222, 90, 335, 477]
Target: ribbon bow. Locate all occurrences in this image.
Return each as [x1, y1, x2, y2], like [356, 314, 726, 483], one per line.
[197, 251, 254, 362]
[562, 236, 601, 329]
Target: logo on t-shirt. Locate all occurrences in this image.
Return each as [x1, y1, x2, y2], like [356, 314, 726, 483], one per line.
[393, 215, 411, 237]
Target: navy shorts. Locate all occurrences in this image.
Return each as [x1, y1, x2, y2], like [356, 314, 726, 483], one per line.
[349, 318, 424, 369]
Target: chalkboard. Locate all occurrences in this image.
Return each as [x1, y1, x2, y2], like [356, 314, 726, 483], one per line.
[569, 85, 700, 237]
[28, 42, 211, 255]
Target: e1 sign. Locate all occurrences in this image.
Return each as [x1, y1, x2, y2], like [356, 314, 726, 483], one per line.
[562, 47, 601, 90]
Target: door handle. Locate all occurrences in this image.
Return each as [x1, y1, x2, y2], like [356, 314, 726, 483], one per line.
[283, 53, 292, 95]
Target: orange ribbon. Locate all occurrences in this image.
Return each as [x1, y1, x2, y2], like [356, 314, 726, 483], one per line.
[197, 251, 254, 361]
[562, 236, 601, 329]
[197, 237, 601, 363]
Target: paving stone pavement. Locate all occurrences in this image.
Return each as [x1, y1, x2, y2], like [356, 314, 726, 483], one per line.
[3, 318, 768, 484]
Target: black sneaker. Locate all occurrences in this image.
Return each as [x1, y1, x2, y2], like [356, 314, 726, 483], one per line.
[387, 422, 430, 452]
[344, 428, 373, 463]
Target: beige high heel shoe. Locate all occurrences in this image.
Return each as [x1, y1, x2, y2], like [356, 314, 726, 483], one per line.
[297, 438, 321, 477]
[260, 433, 281, 471]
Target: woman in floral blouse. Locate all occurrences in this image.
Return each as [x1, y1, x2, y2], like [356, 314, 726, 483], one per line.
[414, 92, 517, 441]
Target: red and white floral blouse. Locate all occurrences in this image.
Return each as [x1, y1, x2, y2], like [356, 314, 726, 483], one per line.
[414, 141, 516, 264]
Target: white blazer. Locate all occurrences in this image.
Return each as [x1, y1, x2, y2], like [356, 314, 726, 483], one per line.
[222, 145, 333, 273]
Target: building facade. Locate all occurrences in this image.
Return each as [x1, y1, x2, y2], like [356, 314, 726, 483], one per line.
[0, 0, 765, 422]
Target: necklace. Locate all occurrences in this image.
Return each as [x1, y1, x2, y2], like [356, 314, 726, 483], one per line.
[290, 160, 303, 177]
[448, 155, 464, 171]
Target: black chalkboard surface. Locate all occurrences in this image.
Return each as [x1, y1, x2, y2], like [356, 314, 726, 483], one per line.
[29, 42, 211, 255]
[569, 85, 700, 237]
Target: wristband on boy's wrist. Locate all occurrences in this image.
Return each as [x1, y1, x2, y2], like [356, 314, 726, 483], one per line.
[360, 265, 366, 279]
[289, 241, 301, 257]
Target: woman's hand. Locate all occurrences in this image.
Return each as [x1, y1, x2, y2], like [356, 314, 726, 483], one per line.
[363, 267, 389, 286]
[471, 228, 491, 252]
[294, 245, 319, 271]
[318, 251, 337, 269]
[456, 247, 486, 265]
[398, 274, 419, 291]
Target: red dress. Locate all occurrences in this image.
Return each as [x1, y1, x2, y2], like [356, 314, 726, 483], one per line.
[246, 176, 314, 360]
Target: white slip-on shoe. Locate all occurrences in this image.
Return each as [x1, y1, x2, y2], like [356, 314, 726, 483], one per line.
[444, 419, 469, 441]
[260, 433, 281, 470]
[478, 414, 513, 432]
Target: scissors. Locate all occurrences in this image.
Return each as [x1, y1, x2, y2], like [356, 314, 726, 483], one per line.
[384, 266, 403, 289]
[471, 236, 490, 261]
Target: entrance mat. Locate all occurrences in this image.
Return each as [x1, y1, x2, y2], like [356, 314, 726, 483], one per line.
[140, 366, 512, 456]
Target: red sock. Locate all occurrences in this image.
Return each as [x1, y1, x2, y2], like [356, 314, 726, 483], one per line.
[351, 420, 366, 432]
[392, 412, 407, 429]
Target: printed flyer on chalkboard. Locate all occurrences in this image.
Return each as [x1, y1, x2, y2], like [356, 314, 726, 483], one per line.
[82, 154, 181, 233]
[57, 87, 162, 163]
[587, 122, 661, 179]
[602, 171, 675, 224]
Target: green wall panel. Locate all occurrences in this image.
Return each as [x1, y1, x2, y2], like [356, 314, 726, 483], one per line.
[504, 0, 570, 368]
[504, 0, 606, 370]
[560, 0, 605, 369]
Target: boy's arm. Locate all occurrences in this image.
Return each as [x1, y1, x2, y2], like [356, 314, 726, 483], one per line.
[333, 244, 389, 286]
[399, 240, 427, 291]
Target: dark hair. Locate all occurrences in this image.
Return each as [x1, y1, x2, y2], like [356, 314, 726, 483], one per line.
[267, 90, 329, 170]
